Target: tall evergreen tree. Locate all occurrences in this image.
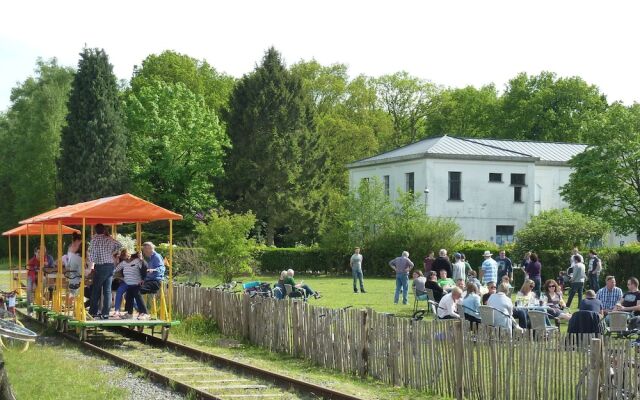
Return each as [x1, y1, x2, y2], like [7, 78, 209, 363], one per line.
[223, 48, 314, 245]
[58, 48, 128, 205]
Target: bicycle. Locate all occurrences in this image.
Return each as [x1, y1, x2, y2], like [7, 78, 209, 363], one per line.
[214, 281, 240, 292]
[0, 291, 37, 353]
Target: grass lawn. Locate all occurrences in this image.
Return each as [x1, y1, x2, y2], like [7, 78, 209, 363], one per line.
[171, 314, 444, 400]
[4, 340, 128, 400]
[177, 273, 585, 324]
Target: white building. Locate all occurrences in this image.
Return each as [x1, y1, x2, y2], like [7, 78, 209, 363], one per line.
[347, 135, 630, 246]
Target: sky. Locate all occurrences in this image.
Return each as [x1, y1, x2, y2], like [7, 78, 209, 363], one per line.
[1, 0, 640, 111]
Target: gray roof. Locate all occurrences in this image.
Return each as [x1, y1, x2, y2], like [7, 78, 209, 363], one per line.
[348, 135, 587, 168]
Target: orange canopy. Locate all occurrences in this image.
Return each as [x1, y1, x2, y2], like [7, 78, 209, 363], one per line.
[19, 193, 183, 225]
[2, 224, 80, 236]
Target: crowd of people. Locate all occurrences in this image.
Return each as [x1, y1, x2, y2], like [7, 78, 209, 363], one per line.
[348, 246, 640, 340]
[25, 223, 165, 320]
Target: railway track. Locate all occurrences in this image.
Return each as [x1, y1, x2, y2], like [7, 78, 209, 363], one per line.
[17, 309, 363, 400]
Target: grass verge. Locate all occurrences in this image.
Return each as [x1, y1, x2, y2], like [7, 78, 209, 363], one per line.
[171, 314, 445, 400]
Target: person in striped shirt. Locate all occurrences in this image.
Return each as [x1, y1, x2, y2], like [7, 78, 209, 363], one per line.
[480, 251, 498, 286]
[596, 276, 623, 316]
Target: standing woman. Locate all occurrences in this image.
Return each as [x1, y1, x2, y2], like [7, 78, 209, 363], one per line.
[525, 252, 542, 298]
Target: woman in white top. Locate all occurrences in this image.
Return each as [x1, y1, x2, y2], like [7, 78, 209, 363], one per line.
[516, 279, 537, 306]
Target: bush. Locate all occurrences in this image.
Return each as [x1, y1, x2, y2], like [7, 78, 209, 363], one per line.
[513, 209, 609, 256]
[256, 247, 348, 275]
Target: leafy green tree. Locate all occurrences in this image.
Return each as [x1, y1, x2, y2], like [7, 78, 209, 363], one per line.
[58, 48, 128, 204]
[561, 103, 640, 238]
[131, 50, 235, 118]
[223, 48, 314, 245]
[424, 85, 499, 137]
[374, 71, 439, 148]
[514, 209, 609, 255]
[499, 72, 607, 142]
[124, 79, 229, 217]
[0, 59, 73, 234]
[195, 210, 257, 283]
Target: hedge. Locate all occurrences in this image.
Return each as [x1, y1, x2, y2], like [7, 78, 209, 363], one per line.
[255, 247, 348, 275]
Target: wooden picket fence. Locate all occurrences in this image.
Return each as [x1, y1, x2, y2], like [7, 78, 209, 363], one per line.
[173, 285, 639, 399]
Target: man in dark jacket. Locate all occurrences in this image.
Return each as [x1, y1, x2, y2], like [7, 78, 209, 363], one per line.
[432, 249, 452, 279]
[424, 271, 445, 302]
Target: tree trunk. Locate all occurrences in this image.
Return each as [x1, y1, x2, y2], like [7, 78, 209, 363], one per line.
[266, 224, 275, 247]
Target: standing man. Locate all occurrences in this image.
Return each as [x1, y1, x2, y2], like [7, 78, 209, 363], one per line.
[350, 247, 366, 293]
[88, 224, 122, 319]
[496, 250, 513, 283]
[389, 251, 414, 305]
[479, 250, 498, 286]
[567, 247, 582, 281]
[596, 276, 623, 316]
[587, 250, 602, 291]
[566, 254, 586, 308]
[423, 251, 435, 275]
[140, 242, 165, 296]
[432, 249, 452, 279]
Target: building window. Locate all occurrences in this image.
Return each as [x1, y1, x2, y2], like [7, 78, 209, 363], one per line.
[405, 172, 414, 193]
[511, 173, 526, 186]
[496, 225, 514, 245]
[448, 171, 461, 200]
[383, 175, 390, 197]
[514, 186, 523, 202]
[489, 173, 502, 182]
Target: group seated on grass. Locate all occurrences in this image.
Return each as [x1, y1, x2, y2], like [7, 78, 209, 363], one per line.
[413, 270, 640, 343]
[271, 269, 322, 300]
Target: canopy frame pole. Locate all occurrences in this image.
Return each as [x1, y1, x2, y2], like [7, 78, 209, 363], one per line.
[76, 218, 86, 322]
[54, 221, 63, 312]
[25, 227, 29, 301]
[136, 223, 142, 253]
[36, 225, 45, 307]
[17, 234, 22, 296]
[7, 236, 12, 292]
[168, 219, 173, 321]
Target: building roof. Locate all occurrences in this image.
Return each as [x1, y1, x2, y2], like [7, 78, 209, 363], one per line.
[348, 135, 587, 168]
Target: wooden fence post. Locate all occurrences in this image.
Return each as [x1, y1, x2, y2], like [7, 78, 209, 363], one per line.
[360, 308, 369, 377]
[453, 320, 464, 400]
[588, 338, 602, 400]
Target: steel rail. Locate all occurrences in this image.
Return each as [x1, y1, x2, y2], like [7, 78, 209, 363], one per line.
[17, 310, 364, 400]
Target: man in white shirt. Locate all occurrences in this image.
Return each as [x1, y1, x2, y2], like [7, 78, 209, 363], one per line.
[437, 287, 462, 319]
[350, 247, 365, 293]
[452, 253, 466, 282]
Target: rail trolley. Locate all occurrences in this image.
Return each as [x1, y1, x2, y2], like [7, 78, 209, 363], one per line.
[18, 193, 182, 341]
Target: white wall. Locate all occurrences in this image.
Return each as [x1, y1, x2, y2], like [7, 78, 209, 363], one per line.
[349, 157, 631, 246]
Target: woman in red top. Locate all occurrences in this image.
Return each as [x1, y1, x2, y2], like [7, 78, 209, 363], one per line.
[26, 247, 54, 305]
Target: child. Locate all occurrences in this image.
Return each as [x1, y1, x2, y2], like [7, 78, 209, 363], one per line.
[557, 271, 566, 292]
[6, 291, 16, 318]
[114, 252, 149, 320]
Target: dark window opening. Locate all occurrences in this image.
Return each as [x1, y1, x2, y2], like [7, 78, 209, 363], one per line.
[496, 225, 515, 245]
[489, 173, 502, 182]
[514, 186, 523, 202]
[383, 175, 390, 197]
[405, 172, 414, 193]
[511, 173, 526, 186]
[448, 171, 461, 200]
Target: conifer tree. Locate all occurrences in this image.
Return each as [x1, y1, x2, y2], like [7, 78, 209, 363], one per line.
[58, 48, 128, 205]
[223, 48, 314, 245]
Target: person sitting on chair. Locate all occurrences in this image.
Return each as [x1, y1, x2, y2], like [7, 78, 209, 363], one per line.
[412, 271, 427, 300]
[425, 271, 444, 302]
[437, 287, 462, 319]
[579, 290, 603, 318]
[462, 283, 481, 324]
[437, 269, 455, 290]
[140, 242, 164, 295]
[285, 269, 321, 299]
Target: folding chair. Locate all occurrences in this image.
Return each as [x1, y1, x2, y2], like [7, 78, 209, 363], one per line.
[478, 305, 496, 326]
[529, 310, 558, 338]
[427, 300, 439, 316]
[413, 288, 428, 313]
[284, 284, 305, 300]
[607, 311, 636, 338]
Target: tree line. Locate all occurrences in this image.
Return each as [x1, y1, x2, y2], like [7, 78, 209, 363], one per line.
[0, 46, 638, 254]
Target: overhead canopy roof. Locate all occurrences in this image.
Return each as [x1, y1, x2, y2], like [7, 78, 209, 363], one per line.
[2, 224, 80, 236]
[19, 193, 183, 225]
